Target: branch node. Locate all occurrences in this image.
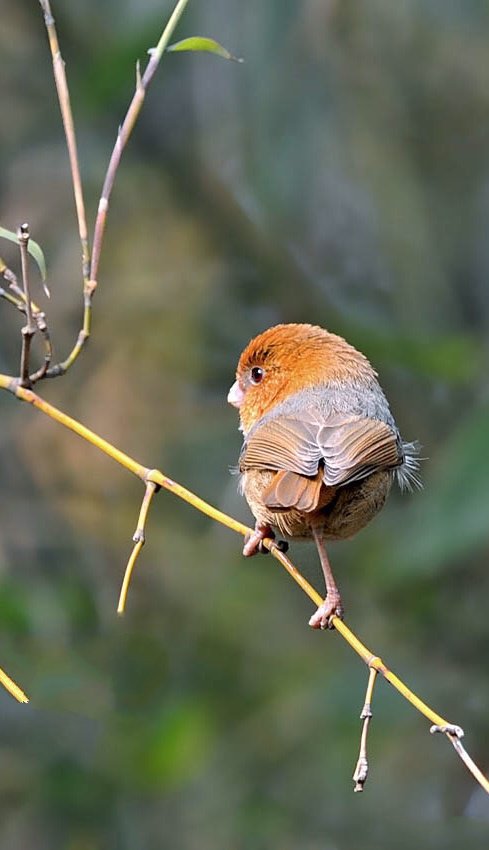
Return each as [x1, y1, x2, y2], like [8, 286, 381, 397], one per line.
[360, 702, 372, 720]
[352, 666, 378, 792]
[430, 723, 464, 739]
[144, 469, 162, 491]
[353, 755, 369, 793]
[18, 222, 29, 241]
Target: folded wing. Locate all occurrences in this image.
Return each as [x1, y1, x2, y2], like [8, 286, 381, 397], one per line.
[239, 411, 403, 512]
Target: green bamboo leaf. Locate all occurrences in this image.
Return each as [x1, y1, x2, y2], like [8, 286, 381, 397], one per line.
[167, 36, 243, 63]
[0, 226, 47, 282]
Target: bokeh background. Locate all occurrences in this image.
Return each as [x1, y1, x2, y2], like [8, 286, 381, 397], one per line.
[1, 1, 489, 847]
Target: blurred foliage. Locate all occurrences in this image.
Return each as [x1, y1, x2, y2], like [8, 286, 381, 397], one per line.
[1, 0, 489, 848]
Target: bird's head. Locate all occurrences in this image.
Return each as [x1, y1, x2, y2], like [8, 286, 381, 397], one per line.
[228, 323, 375, 434]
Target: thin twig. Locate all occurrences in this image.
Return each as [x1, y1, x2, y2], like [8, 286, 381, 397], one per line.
[0, 261, 37, 311]
[19, 331, 32, 388]
[0, 256, 21, 293]
[38, 0, 92, 379]
[430, 725, 489, 795]
[118, 540, 144, 614]
[90, 0, 191, 286]
[352, 665, 378, 792]
[17, 224, 36, 386]
[0, 257, 52, 381]
[38, 0, 190, 379]
[0, 285, 25, 312]
[118, 479, 159, 614]
[38, 0, 89, 282]
[1, 256, 42, 316]
[18, 225, 35, 334]
[0, 377, 487, 795]
[29, 309, 52, 383]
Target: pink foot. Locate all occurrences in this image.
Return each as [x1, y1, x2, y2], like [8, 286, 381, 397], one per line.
[243, 522, 274, 557]
[309, 593, 344, 630]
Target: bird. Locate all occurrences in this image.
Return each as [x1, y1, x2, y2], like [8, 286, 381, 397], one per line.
[227, 323, 420, 629]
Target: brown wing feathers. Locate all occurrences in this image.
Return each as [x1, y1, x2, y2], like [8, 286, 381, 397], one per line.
[240, 413, 402, 512]
[319, 419, 401, 486]
[240, 418, 321, 476]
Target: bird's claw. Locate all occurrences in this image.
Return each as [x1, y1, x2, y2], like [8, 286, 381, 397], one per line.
[243, 525, 288, 557]
[309, 594, 344, 630]
[243, 523, 274, 557]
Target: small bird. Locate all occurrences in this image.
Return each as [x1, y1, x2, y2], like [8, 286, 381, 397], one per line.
[228, 323, 419, 629]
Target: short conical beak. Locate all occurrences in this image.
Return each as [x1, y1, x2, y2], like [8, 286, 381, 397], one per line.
[227, 380, 244, 408]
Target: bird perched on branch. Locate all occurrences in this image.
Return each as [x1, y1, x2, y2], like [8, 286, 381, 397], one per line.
[228, 323, 419, 629]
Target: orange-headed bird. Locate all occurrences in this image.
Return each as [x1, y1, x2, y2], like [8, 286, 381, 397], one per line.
[228, 323, 419, 628]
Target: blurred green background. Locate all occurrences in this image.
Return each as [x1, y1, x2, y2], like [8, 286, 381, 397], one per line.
[1, 1, 489, 847]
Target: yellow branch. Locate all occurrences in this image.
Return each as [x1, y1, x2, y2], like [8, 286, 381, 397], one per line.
[0, 666, 29, 704]
[118, 480, 158, 614]
[1, 374, 488, 793]
[0, 376, 459, 727]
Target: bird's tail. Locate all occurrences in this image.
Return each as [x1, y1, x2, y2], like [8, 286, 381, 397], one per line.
[396, 441, 423, 492]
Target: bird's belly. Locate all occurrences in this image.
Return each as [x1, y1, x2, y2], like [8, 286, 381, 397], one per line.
[241, 469, 392, 541]
[316, 471, 393, 540]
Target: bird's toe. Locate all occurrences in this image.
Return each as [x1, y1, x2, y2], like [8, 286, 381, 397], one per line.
[242, 523, 274, 557]
[309, 595, 344, 630]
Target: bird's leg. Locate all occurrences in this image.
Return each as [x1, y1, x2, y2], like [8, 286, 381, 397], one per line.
[243, 522, 289, 556]
[243, 521, 288, 556]
[243, 521, 274, 556]
[309, 525, 344, 630]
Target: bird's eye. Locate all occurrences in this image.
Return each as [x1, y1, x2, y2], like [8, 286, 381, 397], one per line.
[250, 366, 264, 385]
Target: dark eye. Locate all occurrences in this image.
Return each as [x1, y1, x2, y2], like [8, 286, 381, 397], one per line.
[250, 366, 264, 385]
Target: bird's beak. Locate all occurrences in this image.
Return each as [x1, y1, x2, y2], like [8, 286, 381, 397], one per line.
[227, 380, 244, 408]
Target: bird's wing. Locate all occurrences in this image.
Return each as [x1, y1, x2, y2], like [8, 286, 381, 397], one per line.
[239, 411, 402, 510]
